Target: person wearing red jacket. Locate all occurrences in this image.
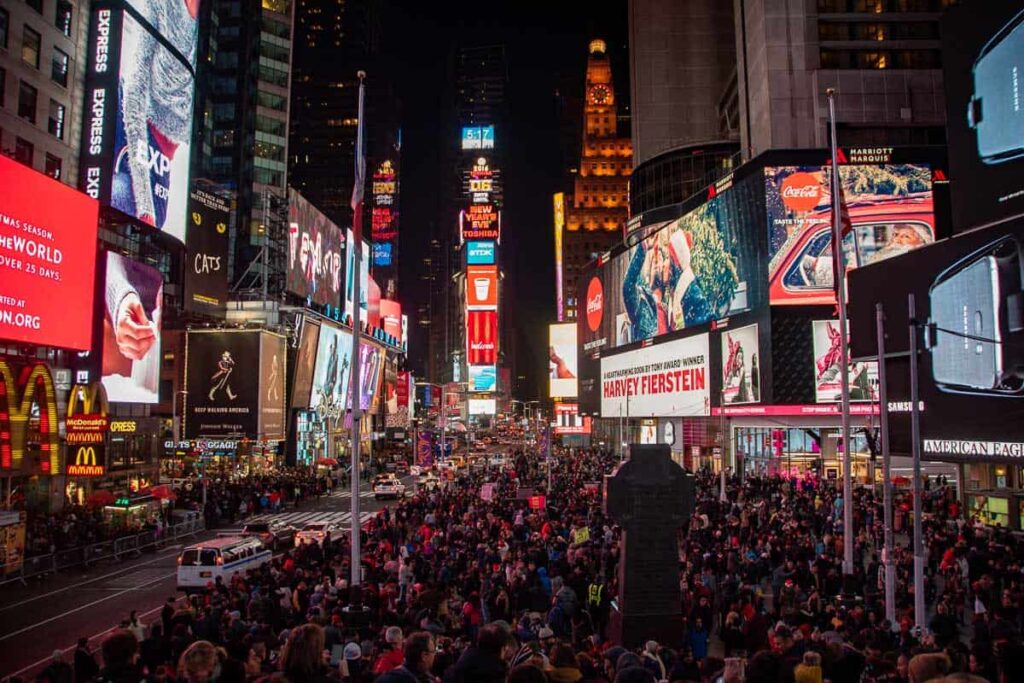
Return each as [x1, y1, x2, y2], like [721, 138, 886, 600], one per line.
[373, 626, 405, 675]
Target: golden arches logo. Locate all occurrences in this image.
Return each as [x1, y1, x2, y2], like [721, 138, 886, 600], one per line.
[67, 445, 104, 476]
[67, 383, 108, 418]
[75, 446, 98, 466]
[0, 361, 60, 474]
[192, 211, 202, 226]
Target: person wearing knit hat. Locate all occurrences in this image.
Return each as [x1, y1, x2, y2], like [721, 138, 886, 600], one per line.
[794, 651, 823, 683]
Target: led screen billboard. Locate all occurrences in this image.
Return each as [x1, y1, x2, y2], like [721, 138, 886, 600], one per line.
[100, 252, 163, 403]
[468, 365, 497, 393]
[465, 265, 498, 308]
[942, 2, 1024, 230]
[600, 333, 710, 418]
[468, 398, 496, 415]
[848, 217, 1024, 461]
[344, 229, 370, 320]
[549, 323, 577, 398]
[460, 204, 500, 242]
[553, 402, 591, 435]
[811, 320, 877, 403]
[461, 126, 495, 150]
[380, 299, 402, 344]
[765, 164, 935, 305]
[720, 323, 760, 405]
[287, 189, 343, 307]
[0, 155, 99, 350]
[185, 184, 229, 315]
[259, 332, 286, 440]
[578, 172, 766, 357]
[291, 315, 320, 410]
[466, 240, 496, 265]
[466, 310, 498, 366]
[185, 330, 260, 438]
[308, 322, 385, 417]
[80, 2, 199, 242]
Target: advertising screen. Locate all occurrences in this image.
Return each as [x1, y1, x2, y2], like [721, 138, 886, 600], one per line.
[359, 343, 385, 413]
[549, 323, 578, 398]
[765, 164, 935, 305]
[468, 365, 497, 393]
[380, 299, 402, 344]
[287, 189, 344, 307]
[309, 323, 353, 417]
[848, 217, 1024, 461]
[372, 242, 393, 267]
[465, 265, 498, 308]
[185, 331, 260, 438]
[942, 1, 1024, 230]
[344, 229, 370, 320]
[721, 323, 760, 405]
[811, 320, 877, 403]
[291, 316, 320, 409]
[578, 172, 765, 356]
[461, 126, 495, 150]
[185, 184, 229, 315]
[466, 310, 498, 366]
[101, 252, 164, 403]
[259, 333, 286, 440]
[469, 398, 496, 415]
[460, 204, 500, 242]
[553, 402, 591, 435]
[466, 240, 496, 265]
[81, 4, 199, 242]
[600, 333, 710, 418]
[0, 155, 99, 350]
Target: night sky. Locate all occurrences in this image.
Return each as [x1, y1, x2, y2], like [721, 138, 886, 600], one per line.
[388, 0, 629, 400]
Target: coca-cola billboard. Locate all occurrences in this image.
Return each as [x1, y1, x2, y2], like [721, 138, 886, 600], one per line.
[466, 310, 498, 365]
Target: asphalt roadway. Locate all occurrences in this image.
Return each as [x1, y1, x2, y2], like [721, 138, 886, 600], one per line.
[0, 476, 413, 680]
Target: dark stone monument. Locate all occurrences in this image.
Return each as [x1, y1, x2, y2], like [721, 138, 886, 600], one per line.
[603, 443, 695, 648]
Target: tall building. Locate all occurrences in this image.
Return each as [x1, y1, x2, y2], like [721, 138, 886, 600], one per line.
[627, 0, 739, 217]
[558, 39, 632, 321]
[193, 0, 295, 295]
[735, 0, 949, 157]
[0, 0, 86, 183]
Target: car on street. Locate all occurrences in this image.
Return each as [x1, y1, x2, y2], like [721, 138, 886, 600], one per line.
[417, 472, 441, 492]
[373, 473, 406, 499]
[240, 521, 295, 550]
[488, 454, 509, 469]
[294, 522, 340, 547]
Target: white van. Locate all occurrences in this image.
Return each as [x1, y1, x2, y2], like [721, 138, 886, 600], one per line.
[177, 536, 271, 591]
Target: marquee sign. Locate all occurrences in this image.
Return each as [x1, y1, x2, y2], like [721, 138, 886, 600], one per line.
[460, 204, 500, 242]
[0, 360, 60, 473]
[66, 445, 105, 477]
[66, 383, 110, 445]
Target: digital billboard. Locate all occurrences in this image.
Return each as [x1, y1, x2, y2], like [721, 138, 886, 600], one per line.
[380, 299, 402, 345]
[460, 204, 500, 242]
[466, 310, 498, 366]
[553, 402, 591, 435]
[811, 320, 877, 403]
[461, 126, 495, 150]
[578, 172, 766, 357]
[185, 184, 229, 316]
[344, 229, 370, 321]
[308, 322, 385, 417]
[0, 155, 99, 350]
[468, 398, 496, 415]
[600, 333, 710, 418]
[468, 365, 497, 393]
[291, 315, 320, 410]
[465, 265, 498, 308]
[100, 252, 163, 403]
[80, 2, 199, 242]
[848, 217, 1024, 461]
[765, 164, 935, 305]
[259, 332, 286, 440]
[185, 331, 260, 438]
[372, 242, 393, 268]
[287, 189, 343, 307]
[721, 323, 760, 405]
[942, 2, 1024, 230]
[466, 240, 496, 265]
[549, 323, 578, 398]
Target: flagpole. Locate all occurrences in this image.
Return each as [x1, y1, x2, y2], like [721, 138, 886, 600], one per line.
[349, 70, 367, 609]
[826, 88, 855, 578]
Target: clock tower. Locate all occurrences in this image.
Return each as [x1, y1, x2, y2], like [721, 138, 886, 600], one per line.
[555, 39, 632, 321]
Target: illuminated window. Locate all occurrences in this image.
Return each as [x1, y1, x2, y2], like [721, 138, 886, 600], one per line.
[22, 26, 41, 68]
[55, 0, 73, 37]
[47, 99, 65, 139]
[51, 48, 69, 87]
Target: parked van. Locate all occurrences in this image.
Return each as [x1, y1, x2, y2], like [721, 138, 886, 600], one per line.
[177, 536, 271, 591]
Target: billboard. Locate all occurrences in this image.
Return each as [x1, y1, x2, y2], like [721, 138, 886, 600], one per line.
[460, 204, 500, 242]
[80, 3, 199, 242]
[848, 217, 1024, 461]
[100, 252, 164, 403]
[721, 323, 761, 405]
[549, 323, 578, 398]
[287, 189, 344, 307]
[259, 332, 286, 440]
[811, 320, 877, 403]
[308, 322, 384, 417]
[291, 316, 320, 410]
[0, 155, 99, 350]
[380, 299, 402, 344]
[765, 164, 935, 305]
[466, 310, 498, 366]
[185, 331, 260, 438]
[469, 398, 496, 415]
[370, 159, 398, 240]
[465, 265, 498, 308]
[344, 229, 370, 320]
[466, 240, 496, 265]
[185, 184, 229, 315]
[461, 126, 495, 150]
[600, 333, 710, 418]
[578, 172, 766, 356]
[468, 365, 497, 392]
[554, 192, 565, 321]
[942, 2, 1024, 230]
[553, 402, 591, 435]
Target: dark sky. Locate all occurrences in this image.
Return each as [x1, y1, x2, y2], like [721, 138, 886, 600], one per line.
[387, 0, 629, 400]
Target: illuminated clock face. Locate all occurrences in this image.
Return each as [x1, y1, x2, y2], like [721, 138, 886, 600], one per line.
[590, 85, 610, 105]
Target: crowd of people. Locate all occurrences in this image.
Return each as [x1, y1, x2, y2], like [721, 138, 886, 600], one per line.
[16, 443, 1024, 683]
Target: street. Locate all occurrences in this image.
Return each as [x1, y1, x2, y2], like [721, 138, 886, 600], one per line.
[0, 478, 411, 680]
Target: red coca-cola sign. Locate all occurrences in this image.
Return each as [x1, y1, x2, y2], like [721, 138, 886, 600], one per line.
[585, 276, 603, 332]
[779, 171, 822, 213]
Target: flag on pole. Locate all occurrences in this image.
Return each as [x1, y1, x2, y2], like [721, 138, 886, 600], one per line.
[351, 72, 367, 215]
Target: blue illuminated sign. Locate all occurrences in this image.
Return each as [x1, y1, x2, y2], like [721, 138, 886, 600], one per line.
[372, 242, 393, 267]
[469, 365, 497, 392]
[461, 126, 495, 150]
[465, 240, 496, 265]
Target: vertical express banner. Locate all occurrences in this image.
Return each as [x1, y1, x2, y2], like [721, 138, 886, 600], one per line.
[185, 185, 230, 316]
[79, 4, 124, 207]
[259, 332, 287, 440]
[185, 331, 260, 438]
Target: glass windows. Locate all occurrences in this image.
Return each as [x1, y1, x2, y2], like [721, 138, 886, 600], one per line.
[22, 25, 42, 68]
[44, 152, 62, 179]
[0, 8, 9, 49]
[18, 80, 37, 123]
[55, 0, 73, 37]
[15, 136, 33, 165]
[47, 98, 65, 139]
[51, 47, 69, 87]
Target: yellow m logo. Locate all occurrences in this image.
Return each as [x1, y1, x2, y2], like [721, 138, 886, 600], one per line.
[0, 361, 60, 474]
[75, 446, 98, 466]
[67, 383, 108, 418]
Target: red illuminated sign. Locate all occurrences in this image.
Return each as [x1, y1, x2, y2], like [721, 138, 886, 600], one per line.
[460, 204, 500, 241]
[529, 495, 546, 510]
[380, 299, 402, 343]
[0, 155, 99, 350]
[466, 310, 498, 365]
[465, 265, 498, 308]
[553, 402, 591, 435]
